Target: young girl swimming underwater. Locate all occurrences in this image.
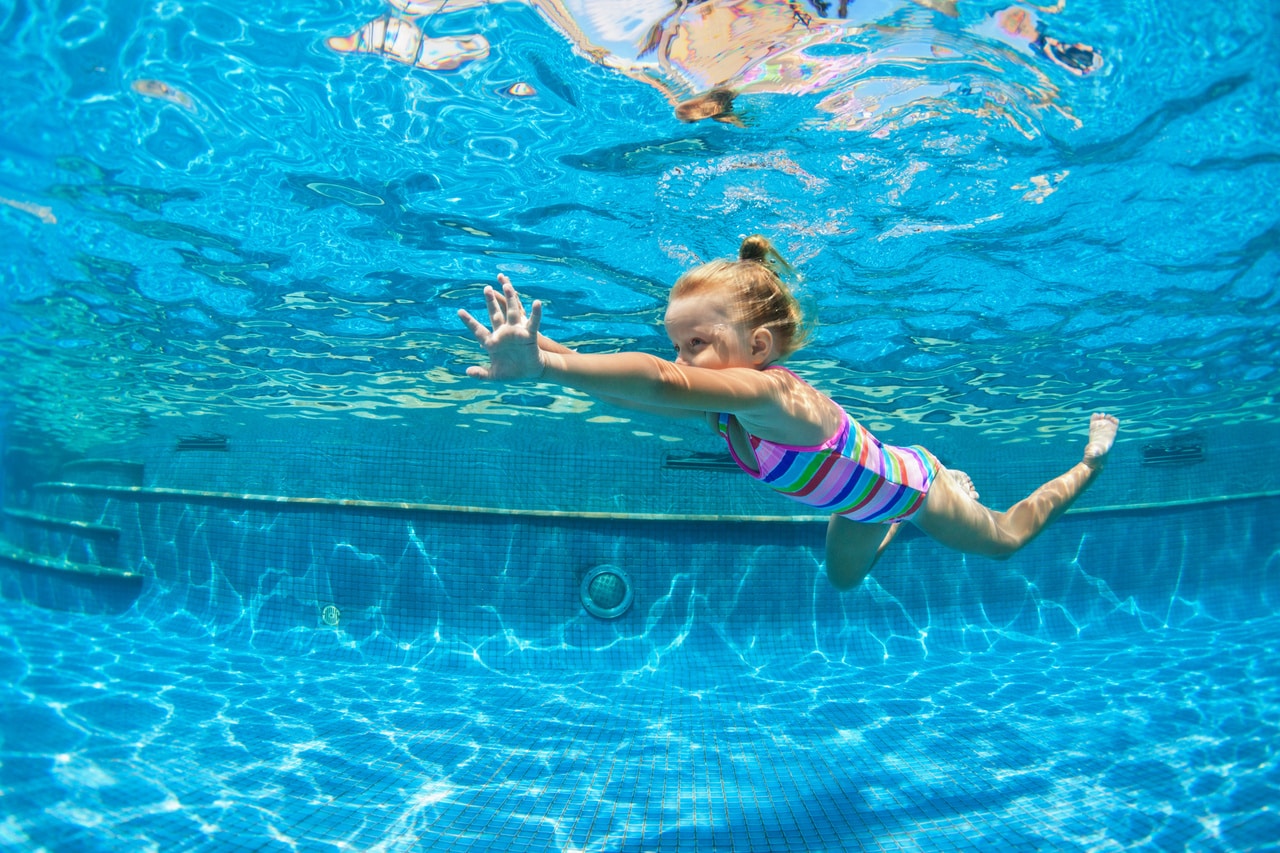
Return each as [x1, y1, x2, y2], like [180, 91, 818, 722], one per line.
[459, 236, 1119, 590]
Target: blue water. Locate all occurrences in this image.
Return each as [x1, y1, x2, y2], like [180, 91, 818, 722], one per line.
[1, 0, 1277, 452]
[2, 0, 1279, 849]
[3, 606, 1278, 851]
[2, 496, 1279, 850]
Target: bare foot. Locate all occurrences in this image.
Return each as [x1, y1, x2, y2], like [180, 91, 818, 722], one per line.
[946, 469, 980, 500]
[1083, 412, 1120, 470]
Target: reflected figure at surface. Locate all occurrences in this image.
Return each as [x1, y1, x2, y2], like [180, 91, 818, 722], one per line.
[131, 78, 197, 110]
[329, 0, 961, 118]
[986, 5, 1103, 76]
[674, 87, 742, 125]
[458, 236, 1120, 591]
[329, 0, 1103, 133]
[327, 0, 490, 71]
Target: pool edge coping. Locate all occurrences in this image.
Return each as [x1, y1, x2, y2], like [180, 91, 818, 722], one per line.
[29, 481, 1280, 523]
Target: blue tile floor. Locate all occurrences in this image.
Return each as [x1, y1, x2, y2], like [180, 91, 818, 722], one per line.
[1, 599, 1277, 852]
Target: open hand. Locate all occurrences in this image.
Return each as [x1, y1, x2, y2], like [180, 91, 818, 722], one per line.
[457, 275, 545, 381]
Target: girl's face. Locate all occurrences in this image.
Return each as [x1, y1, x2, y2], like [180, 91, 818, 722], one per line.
[664, 292, 761, 369]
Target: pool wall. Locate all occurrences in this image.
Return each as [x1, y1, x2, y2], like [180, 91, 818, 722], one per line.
[2, 418, 1279, 852]
[4, 480, 1277, 674]
[3, 414, 1278, 673]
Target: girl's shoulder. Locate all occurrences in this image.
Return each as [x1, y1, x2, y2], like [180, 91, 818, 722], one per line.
[762, 362, 823, 397]
[735, 364, 844, 445]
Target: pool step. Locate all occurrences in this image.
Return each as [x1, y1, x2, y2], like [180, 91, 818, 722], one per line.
[2, 507, 121, 569]
[0, 541, 140, 581]
[59, 457, 145, 487]
[0, 539, 143, 615]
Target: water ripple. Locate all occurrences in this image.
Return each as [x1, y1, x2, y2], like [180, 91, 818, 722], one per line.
[0, 0, 1276, 456]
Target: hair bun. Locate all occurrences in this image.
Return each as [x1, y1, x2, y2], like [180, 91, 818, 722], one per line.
[672, 235, 807, 358]
[739, 234, 773, 263]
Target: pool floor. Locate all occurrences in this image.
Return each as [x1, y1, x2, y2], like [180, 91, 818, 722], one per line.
[2, 600, 1277, 852]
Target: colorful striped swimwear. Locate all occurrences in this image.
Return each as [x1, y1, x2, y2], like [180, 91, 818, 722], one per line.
[716, 379, 939, 523]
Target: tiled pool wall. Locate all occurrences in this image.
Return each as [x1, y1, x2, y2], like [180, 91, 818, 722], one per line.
[4, 413, 1279, 673]
[40, 412, 1280, 516]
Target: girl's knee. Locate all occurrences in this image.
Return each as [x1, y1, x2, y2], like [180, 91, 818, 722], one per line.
[983, 526, 1029, 560]
[826, 562, 869, 590]
[824, 515, 890, 589]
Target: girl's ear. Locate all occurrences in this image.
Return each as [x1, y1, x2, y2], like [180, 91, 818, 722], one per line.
[750, 327, 775, 365]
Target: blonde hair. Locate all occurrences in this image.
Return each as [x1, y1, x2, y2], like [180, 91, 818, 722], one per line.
[671, 235, 810, 358]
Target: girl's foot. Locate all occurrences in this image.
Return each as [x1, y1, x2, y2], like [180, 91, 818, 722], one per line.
[1083, 412, 1120, 470]
[947, 469, 980, 500]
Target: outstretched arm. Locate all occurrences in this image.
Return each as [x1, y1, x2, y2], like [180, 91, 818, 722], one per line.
[458, 277, 781, 416]
[474, 281, 702, 418]
[543, 332, 703, 418]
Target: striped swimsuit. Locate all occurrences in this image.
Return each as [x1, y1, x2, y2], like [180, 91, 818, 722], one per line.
[716, 371, 939, 523]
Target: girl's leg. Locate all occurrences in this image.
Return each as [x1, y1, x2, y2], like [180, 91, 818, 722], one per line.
[825, 515, 901, 590]
[913, 413, 1119, 558]
[825, 470, 981, 589]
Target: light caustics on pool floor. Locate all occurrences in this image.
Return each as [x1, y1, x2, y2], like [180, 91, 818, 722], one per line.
[1, 602, 1277, 852]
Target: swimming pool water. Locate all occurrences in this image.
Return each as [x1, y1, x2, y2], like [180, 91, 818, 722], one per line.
[3, 607, 1278, 851]
[2, 493, 1278, 850]
[1, 0, 1277, 451]
[2, 0, 1279, 849]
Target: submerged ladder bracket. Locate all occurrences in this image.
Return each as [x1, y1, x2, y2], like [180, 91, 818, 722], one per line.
[662, 451, 740, 472]
[1141, 439, 1205, 467]
[175, 434, 229, 452]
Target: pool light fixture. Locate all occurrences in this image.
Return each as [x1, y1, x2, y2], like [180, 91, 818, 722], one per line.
[580, 565, 633, 620]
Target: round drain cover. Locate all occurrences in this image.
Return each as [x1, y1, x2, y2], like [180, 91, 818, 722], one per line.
[580, 565, 633, 619]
